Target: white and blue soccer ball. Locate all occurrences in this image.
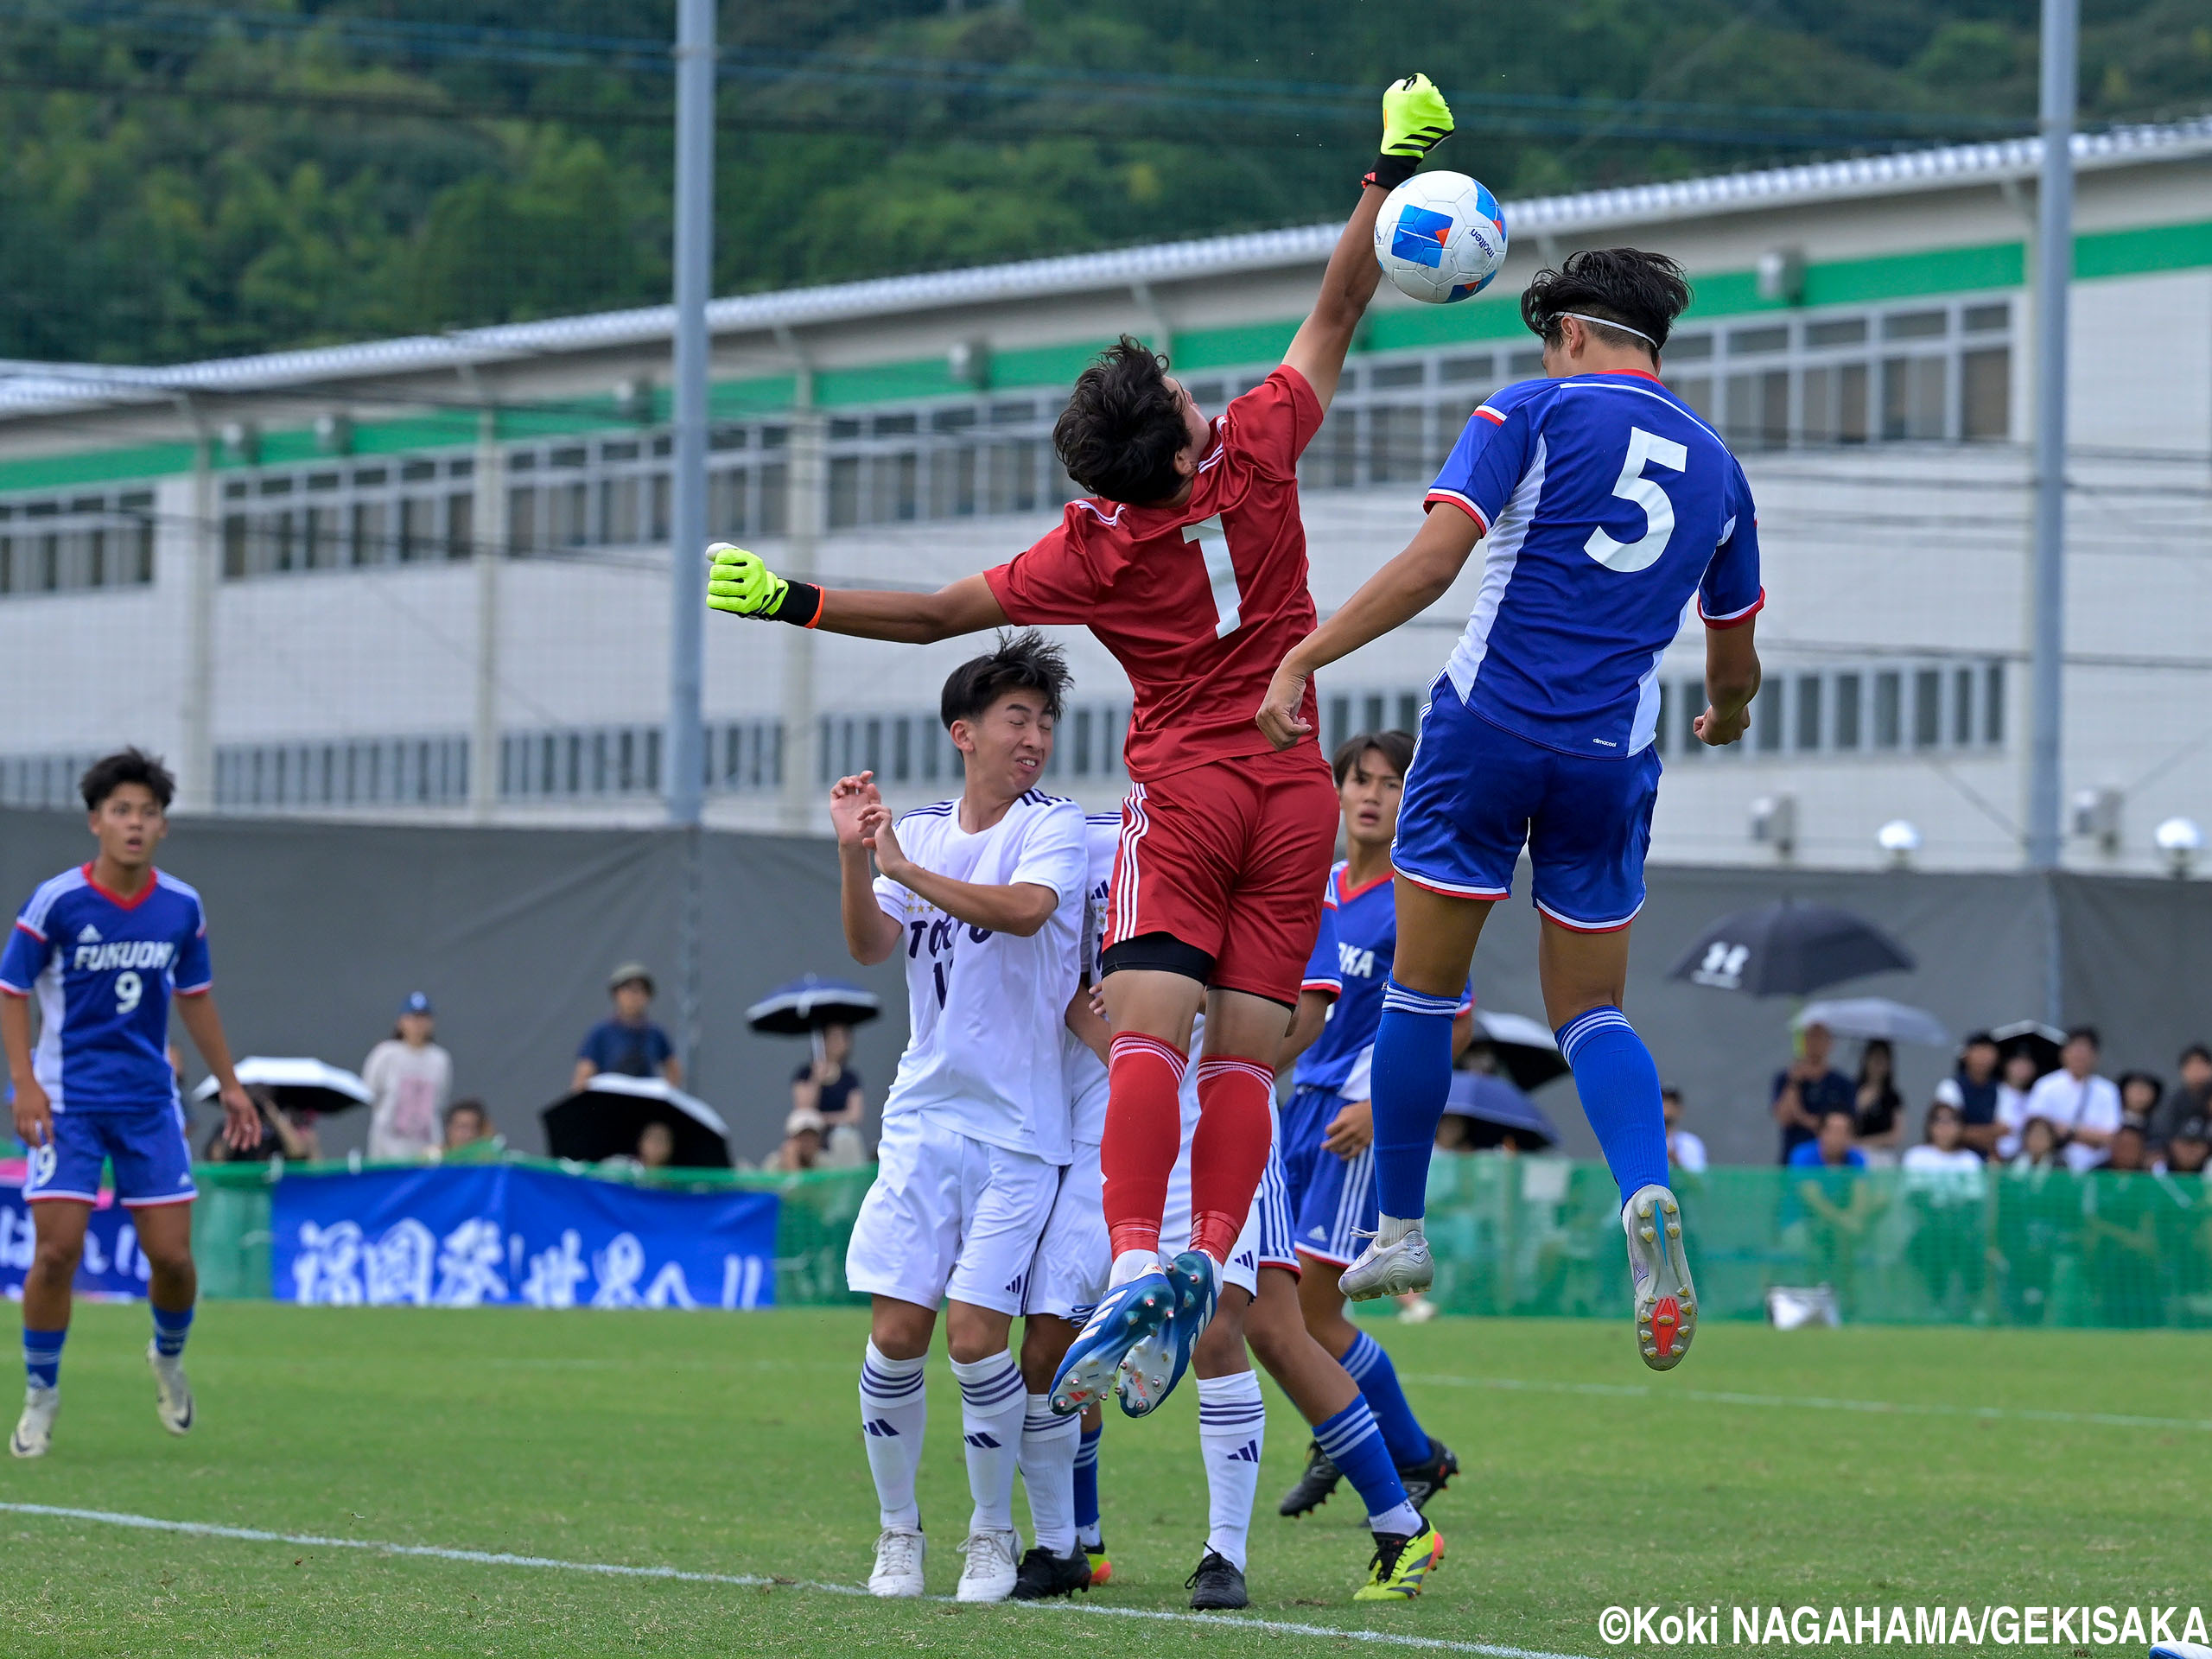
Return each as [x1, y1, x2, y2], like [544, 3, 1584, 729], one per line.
[1374, 171, 1508, 305]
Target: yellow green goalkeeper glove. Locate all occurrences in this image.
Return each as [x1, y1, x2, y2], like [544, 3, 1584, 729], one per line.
[1367, 73, 1454, 191]
[706, 543, 822, 626]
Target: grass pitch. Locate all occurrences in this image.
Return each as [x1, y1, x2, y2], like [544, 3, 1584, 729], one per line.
[6, 1303, 2209, 1656]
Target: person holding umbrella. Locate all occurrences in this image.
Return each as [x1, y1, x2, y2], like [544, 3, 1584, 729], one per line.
[792, 1023, 865, 1141]
[1770, 1020, 1853, 1165]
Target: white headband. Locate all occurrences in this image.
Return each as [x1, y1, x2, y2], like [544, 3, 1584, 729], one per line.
[1556, 311, 1660, 350]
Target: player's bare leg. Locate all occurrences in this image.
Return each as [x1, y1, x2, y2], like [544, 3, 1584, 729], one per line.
[1342, 883, 1491, 1300]
[1290, 1254, 1458, 1512]
[133, 1201, 198, 1434]
[12, 1199, 88, 1459]
[1537, 922, 1696, 1368]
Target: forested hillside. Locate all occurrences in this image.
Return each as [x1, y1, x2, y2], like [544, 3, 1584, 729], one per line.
[3, 0, 2208, 365]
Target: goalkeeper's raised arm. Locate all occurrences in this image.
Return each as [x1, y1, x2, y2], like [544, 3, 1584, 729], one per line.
[704, 545, 1007, 642]
[1281, 72, 1454, 412]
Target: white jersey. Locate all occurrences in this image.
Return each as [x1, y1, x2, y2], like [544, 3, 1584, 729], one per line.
[874, 789, 1087, 1164]
[1062, 813, 1121, 1147]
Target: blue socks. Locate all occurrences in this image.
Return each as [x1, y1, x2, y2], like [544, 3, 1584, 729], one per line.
[23, 1326, 65, 1389]
[1370, 982, 1462, 1219]
[1558, 1007, 1669, 1205]
[1341, 1331, 1429, 1466]
[1312, 1397, 1421, 1535]
[152, 1303, 194, 1358]
[1073, 1420, 1103, 1548]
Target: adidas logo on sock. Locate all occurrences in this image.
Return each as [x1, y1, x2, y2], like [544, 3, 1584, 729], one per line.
[863, 1418, 899, 1437]
[964, 1432, 1001, 1449]
[1227, 1440, 1261, 1464]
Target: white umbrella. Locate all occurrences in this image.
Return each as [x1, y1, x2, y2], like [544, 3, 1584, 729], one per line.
[1791, 998, 1950, 1047]
[1466, 1011, 1569, 1091]
[191, 1056, 373, 1114]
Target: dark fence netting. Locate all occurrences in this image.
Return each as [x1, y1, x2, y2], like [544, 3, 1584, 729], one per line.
[7, 807, 2211, 1169]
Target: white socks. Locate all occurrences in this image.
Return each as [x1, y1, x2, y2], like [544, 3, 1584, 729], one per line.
[1195, 1370, 1267, 1571]
[1109, 1248, 1160, 1289]
[1376, 1213, 1421, 1247]
[950, 1351, 1027, 1536]
[1018, 1392, 1080, 1556]
[858, 1342, 928, 1530]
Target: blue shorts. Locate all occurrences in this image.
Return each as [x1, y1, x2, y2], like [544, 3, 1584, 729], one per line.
[23, 1103, 197, 1209]
[1280, 1085, 1376, 1267]
[1392, 680, 1661, 932]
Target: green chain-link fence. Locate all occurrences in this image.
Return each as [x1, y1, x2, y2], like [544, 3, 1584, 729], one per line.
[191, 1154, 2212, 1330]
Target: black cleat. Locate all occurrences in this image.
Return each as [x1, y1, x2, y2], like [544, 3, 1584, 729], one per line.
[1185, 1548, 1249, 1610]
[1396, 1435, 1459, 1511]
[1277, 1438, 1342, 1516]
[1009, 1543, 1093, 1601]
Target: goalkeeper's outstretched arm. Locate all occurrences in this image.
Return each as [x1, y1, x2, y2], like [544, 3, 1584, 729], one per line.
[705, 547, 1007, 641]
[1283, 72, 1454, 413]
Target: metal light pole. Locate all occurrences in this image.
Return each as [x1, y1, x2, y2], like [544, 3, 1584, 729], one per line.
[2024, 0, 2076, 874]
[667, 0, 715, 830]
[668, 0, 715, 1084]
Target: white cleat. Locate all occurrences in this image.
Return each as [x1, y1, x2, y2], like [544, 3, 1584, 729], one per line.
[148, 1342, 194, 1436]
[10, 1385, 58, 1459]
[1622, 1184, 1697, 1371]
[1340, 1225, 1433, 1302]
[868, 1525, 926, 1598]
[954, 1527, 1020, 1603]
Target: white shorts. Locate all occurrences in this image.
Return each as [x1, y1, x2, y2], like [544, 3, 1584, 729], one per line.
[846, 1112, 1060, 1316]
[1024, 1140, 1109, 1320]
[1161, 1096, 1297, 1300]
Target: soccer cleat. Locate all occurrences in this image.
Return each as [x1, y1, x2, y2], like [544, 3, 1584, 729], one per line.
[1339, 1225, 1433, 1302]
[955, 1528, 1020, 1603]
[1396, 1436, 1460, 1512]
[147, 1342, 194, 1436]
[868, 1525, 927, 1598]
[1185, 1548, 1249, 1610]
[1354, 1520, 1444, 1601]
[10, 1385, 57, 1459]
[1277, 1439, 1343, 1516]
[1622, 1183, 1698, 1371]
[1009, 1542, 1093, 1600]
[1084, 1542, 1114, 1586]
[1051, 1268, 1175, 1416]
[1115, 1250, 1217, 1418]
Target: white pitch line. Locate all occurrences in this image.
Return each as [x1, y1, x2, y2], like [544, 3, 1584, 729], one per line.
[0, 1501, 1591, 1659]
[1402, 1372, 2212, 1433]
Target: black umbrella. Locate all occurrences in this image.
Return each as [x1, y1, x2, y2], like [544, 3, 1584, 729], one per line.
[745, 975, 882, 1036]
[541, 1075, 732, 1168]
[1989, 1020, 2066, 1078]
[1465, 1011, 1570, 1092]
[1666, 899, 1913, 997]
[1442, 1070, 1560, 1150]
[191, 1057, 372, 1116]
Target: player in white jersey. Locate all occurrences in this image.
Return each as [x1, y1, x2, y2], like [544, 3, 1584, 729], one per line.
[836, 633, 1089, 1604]
[1009, 810, 1120, 1601]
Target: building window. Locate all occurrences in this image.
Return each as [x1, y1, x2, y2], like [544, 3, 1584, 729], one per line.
[1873, 671, 1902, 749]
[1795, 674, 1823, 751]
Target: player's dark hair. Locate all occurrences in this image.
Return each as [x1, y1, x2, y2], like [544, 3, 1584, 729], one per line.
[1053, 335, 1191, 505]
[940, 629, 1071, 731]
[2065, 1025, 2101, 1051]
[2182, 1043, 2212, 1067]
[1520, 248, 1692, 359]
[79, 746, 175, 811]
[1332, 729, 1415, 786]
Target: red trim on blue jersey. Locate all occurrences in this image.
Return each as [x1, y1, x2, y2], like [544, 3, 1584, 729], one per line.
[173, 982, 213, 996]
[1591, 369, 1666, 384]
[1394, 866, 1510, 902]
[1473, 405, 1507, 424]
[1535, 896, 1642, 934]
[14, 917, 47, 944]
[1423, 489, 1489, 531]
[1698, 587, 1765, 630]
[1300, 977, 1344, 997]
[1335, 868, 1392, 906]
[0, 984, 29, 998]
[80, 862, 162, 912]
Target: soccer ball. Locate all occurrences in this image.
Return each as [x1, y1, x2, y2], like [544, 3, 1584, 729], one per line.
[1374, 171, 1509, 305]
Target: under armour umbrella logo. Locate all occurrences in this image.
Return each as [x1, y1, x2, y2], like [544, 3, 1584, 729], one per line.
[1690, 941, 1750, 989]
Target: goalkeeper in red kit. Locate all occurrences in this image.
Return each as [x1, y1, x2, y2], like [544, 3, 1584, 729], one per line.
[707, 75, 1455, 1423]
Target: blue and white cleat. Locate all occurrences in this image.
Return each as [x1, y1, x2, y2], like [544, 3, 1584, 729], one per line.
[1050, 1268, 1175, 1417]
[1116, 1250, 1217, 1418]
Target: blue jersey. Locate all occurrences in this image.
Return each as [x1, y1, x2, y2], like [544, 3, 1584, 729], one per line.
[1291, 863, 1471, 1096]
[1425, 372, 1764, 759]
[0, 865, 211, 1113]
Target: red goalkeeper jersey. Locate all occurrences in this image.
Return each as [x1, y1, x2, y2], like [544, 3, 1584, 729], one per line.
[984, 365, 1326, 783]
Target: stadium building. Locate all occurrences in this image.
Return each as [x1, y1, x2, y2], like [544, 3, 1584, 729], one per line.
[2, 119, 2209, 874]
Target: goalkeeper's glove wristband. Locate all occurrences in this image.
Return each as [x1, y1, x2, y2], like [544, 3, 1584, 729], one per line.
[764, 578, 823, 627]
